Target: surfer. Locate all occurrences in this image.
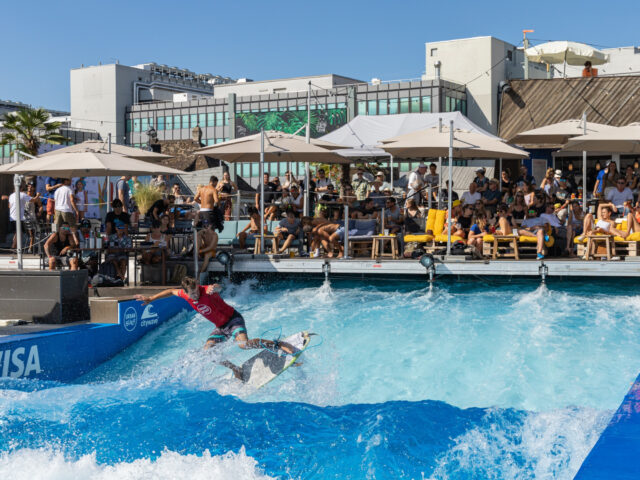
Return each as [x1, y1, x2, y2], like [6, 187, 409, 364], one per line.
[135, 276, 294, 378]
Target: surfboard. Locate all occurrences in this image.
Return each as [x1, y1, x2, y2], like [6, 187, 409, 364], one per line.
[240, 331, 311, 389]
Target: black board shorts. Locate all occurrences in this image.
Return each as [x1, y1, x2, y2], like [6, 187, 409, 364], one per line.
[207, 310, 247, 342]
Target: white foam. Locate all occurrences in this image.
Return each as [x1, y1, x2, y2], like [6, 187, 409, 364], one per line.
[0, 447, 274, 480]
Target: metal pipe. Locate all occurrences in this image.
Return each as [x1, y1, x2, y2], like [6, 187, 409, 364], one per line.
[582, 112, 588, 213]
[260, 128, 265, 253]
[343, 204, 350, 259]
[193, 221, 199, 276]
[106, 133, 112, 213]
[446, 120, 454, 256]
[13, 150, 23, 270]
[389, 155, 394, 191]
[499, 158, 503, 192]
[304, 81, 311, 216]
[235, 189, 240, 220]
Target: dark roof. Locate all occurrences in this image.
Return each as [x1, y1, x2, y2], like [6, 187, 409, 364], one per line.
[499, 76, 640, 143]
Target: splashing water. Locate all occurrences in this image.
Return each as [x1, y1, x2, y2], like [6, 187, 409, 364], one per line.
[0, 279, 637, 479]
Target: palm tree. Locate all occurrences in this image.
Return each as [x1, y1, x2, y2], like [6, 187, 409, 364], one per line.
[0, 107, 68, 156]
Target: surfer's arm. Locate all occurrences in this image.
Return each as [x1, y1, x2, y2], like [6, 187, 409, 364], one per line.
[135, 289, 181, 305]
[205, 284, 222, 294]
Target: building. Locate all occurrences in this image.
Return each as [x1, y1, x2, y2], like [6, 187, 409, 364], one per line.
[423, 36, 548, 134]
[70, 62, 235, 143]
[0, 99, 68, 120]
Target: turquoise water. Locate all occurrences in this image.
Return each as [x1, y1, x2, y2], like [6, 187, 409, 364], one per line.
[0, 279, 638, 479]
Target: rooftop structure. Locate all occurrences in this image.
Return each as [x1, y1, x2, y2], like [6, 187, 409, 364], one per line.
[0, 98, 69, 120]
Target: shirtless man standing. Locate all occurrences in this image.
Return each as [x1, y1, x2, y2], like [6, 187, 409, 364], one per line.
[194, 176, 220, 226]
[197, 219, 219, 273]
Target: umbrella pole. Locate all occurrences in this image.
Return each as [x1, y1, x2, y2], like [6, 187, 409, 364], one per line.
[260, 128, 265, 254]
[390, 155, 394, 192]
[499, 158, 502, 192]
[13, 150, 23, 270]
[106, 133, 112, 214]
[304, 81, 311, 217]
[582, 112, 588, 213]
[438, 118, 443, 209]
[447, 121, 453, 257]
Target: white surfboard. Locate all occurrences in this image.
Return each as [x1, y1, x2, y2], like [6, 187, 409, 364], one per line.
[240, 331, 311, 389]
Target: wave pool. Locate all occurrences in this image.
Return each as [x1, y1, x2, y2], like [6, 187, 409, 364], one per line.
[0, 279, 637, 479]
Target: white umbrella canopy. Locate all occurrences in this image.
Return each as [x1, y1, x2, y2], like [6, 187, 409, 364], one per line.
[508, 119, 618, 146]
[562, 123, 640, 154]
[380, 126, 529, 159]
[525, 41, 609, 66]
[0, 151, 186, 177]
[195, 130, 349, 164]
[39, 139, 173, 162]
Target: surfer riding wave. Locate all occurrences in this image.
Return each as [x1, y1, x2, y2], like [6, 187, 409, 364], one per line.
[135, 276, 295, 378]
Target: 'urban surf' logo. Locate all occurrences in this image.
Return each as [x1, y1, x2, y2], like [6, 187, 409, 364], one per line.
[123, 307, 138, 332]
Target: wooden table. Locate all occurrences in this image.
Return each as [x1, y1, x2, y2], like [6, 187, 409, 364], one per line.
[586, 234, 616, 260]
[371, 235, 399, 259]
[254, 234, 278, 254]
[491, 235, 520, 260]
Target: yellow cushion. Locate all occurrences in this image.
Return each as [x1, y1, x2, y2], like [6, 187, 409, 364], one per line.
[404, 234, 434, 243]
[433, 210, 447, 236]
[483, 234, 517, 243]
[619, 220, 628, 231]
[614, 236, 626, 242]
[434, 234, 464, 243]
[425, 209, 436, 233]
[626, 232, 640, 242]
[574, 236, 588, 244]
[519, 236, 538, 244]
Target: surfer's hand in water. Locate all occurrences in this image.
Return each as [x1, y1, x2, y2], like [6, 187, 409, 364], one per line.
[205, 284, 222, 295]
[135, 294, 151, 305]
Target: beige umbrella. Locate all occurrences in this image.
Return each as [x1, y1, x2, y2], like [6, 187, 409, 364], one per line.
[508, 119, 618, 146]
[380, 125, 528, 159]
[0, 151, 186, 177]
[380, 122, 528, 255]
[562, 123, 640, 154]
[524, 41, 609, 66]
[39, 139, 173, 162]
[195, 130, 349, 163]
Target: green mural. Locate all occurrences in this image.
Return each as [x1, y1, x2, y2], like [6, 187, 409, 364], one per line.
[235, 108, 347, 138]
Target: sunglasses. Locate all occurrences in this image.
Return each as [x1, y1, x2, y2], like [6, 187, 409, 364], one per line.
[61, 226, 70, 231]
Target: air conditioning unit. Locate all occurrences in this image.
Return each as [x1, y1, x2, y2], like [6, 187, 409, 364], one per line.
[173, 92, 200, 103]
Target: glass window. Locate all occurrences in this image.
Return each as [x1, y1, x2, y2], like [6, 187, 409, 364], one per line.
[189, 114, 196, 128]
[216, 112, 223, 126]
[141, 118, 148, 132]
[208, 139, 215, 146]
[242, 164, 251, 178]
[410, 97, 420, 112]
[379, 100, 388, 115]
[400, 98, 410, 113]
[224, 112, 229, 125]
[165, 116, 173, 130]
[181, 115, 189, 128]
[461, 99, 467, 115]
[126, 119, 132, 133]
[207, 113, 215, 126]
[328, 103, 336, 109]
[389, 99, 398, 114]
[422, 96, 431, 113]
[173, 115, 181, 129]
[368, 100, 377, 115]
[157, 117, 165, 131]
[133, 119, 140, 132]
[298, 105, 307, 111]
[337, 102, 346, 109]
[199, 113, 206, 127]
[358, 101, 367, 115]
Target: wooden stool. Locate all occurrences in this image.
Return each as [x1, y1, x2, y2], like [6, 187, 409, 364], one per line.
[254, 234, 278, 254]
[372, 235, 399, 259]
[586, 235, 615, 260]
[492, 235, 519, 260]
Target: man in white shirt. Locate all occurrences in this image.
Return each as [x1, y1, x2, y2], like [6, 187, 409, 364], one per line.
[407, 164, 427, 204]
[53, 178, 79, 232]
[605, 179, 634, 213]
[461, 182, 482, 205]
[315, 168, 331, 193]
[8, 184, 37, 249]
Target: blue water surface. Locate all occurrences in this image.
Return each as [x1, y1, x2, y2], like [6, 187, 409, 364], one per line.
[0, 279, 636, 479]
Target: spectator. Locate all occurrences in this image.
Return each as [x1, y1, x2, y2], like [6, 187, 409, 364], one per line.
[474, 167, 489, 192]
[566, 201, 585, 256]
[581, 203, 628, 241]
[255, 173, 278, 220]
[197, 220, 218, 273]
[540, 168, 559, 197]
[54, 178, 79, 233]
[75, 180, 88, 221]
[519, 209, 550, 260]
[105, 220, 132, 281]
[44, 221, 79, 271]
[315, 168, 331, 193]
[623, 165, 639, 191]
[605, 178, 634, 214]
[461, 182, 481, 205]
[105, 199, 131, 235]
[501, 169, 512, 194]
[582, 61, 598, 78]
[282, 171, 298, 191]
[288, 185, 304, 214]
[564, 162, 579, 193]
[353, 198, 379, 220]
[424, 163, 439, 201]
[509, 191, 527, 224]
[273, 209, 303, 255]
[216, 171, 237, 221]
[384, 197, 403, 235]
[142, 220, 170, 265]
[495, 204, 513, 235]
[146, 195, 175, 222]
[369, 181, 386, 209]
[76, 218, 99, 276]
[44, 176, 63, 223]
[516, 165, 536, 187]
[150, 175, 166, 189]
[482, 179, 502, 215]
[237, 207, 264, 249]
[352, 168, 370, 201]
[8, 182, 39, 250]
[467, 213, 489, 251]
[116, 175, 131, 212]
[439, 180, 459, 205]
[375, 171, 391, 192]
[407, 164, 427, 204]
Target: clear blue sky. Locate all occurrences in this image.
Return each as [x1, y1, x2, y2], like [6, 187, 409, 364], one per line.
[2, 0, 636, 112]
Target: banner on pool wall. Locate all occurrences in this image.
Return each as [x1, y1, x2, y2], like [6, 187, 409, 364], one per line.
[235, 108, 347, 138]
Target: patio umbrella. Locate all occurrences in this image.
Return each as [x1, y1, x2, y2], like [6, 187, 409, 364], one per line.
[0, 151, 186, 177]
[508, 119, 617, 146]
[562, 123, 640, 154]
[197, 130, 348, 253]
[39, 139, 173, 162]
[380, 122, 528, 256]
[525, 41, 609, 66]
